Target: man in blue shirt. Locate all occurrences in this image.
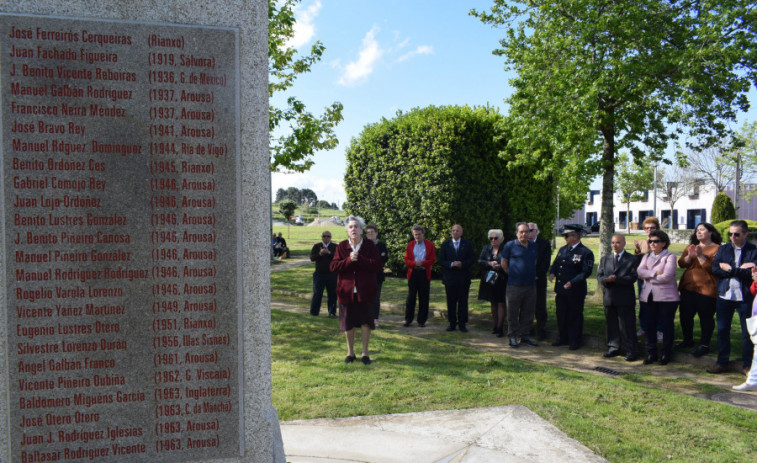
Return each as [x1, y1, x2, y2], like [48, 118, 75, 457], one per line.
[501, 222, 539, 347]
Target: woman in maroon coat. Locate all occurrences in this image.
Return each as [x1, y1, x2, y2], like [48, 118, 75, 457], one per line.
[330, 215, 383, 364]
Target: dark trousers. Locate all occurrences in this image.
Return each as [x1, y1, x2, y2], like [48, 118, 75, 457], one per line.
[534, 276, 548, 333]
[605, 304, 637, 355]
[445, 280, 471, 327]
[679, 289, 716, 346]
[405, 269, 430, 324]
[715, 298, 754, 368]
[373, 280, 384, 320]
[310, 272, 337, 316]
[555, 293, 585, 347]
[644, 299, 677, 356]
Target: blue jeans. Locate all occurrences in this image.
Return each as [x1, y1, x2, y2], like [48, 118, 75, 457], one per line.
[715, 298, 754, 368]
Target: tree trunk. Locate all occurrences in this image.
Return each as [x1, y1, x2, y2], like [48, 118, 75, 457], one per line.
[599, 124, 616, 262]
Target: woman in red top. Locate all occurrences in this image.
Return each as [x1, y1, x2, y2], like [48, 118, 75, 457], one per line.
[330, 215, 382, 365]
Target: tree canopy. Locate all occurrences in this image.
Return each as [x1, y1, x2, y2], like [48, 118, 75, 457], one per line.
[269, 0, 344, 172]
[472, 0, 756, 256]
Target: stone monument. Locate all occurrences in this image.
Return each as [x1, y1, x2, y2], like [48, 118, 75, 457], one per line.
[1, 1, 282, 462]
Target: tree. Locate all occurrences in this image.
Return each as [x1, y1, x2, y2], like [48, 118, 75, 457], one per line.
[278, 200, 297, 223]
[711, 192, 737, 224]
[345, 105, 555, 274]
[315, 200, 332, 209]
[615, 154, 654, 230]
[269, 0, 344, 172]
[274, 188, 287, 203]
[472, 0, 757, 258]
[300, 188, 318, 207]
[683, 141, 737, 193]
[283, 186, 301, 204]
[656, 165, 701, 229]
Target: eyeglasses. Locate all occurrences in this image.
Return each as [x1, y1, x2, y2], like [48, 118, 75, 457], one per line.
[529, 229, 535, 232]
[648, 239, 663, 243]
[489, 237, 498, 240]
[322, 235, 331, 238]
[729, 232, 741, 237]
[644, 226, 656, 230]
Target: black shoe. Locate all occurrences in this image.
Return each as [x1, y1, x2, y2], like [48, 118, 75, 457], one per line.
[344, 355, 356, 364]
[675, 340, 694, 349]
[624, 353, 638, 362]
[568, 344, 580, 351]
[403, 322, 411, 327]
[361, 356, 371, 365]
[509, 337, 519, 347]
[603, 349, 621, 358]
[310, 312, 319, 316]
[536, 330, 547, 341]
[418, 323, 425, 328]
[491, 327, 498, 334]
[552, 340, 566, 347]
[446, 325, 456, 332]
[658, 355, 670, 365]
[692, 345, 710, 357]
[328, 312, 336, 318]
[520, 337, 538, 347]
[643, 354, 658, 365]
[459, 324, 468, 333]
[496, 329, 504, 338]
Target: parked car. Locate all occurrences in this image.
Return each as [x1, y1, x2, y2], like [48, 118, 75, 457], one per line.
[589, 222, 600, 233]
[558, 223, 590, 237]
[293, 215, 305, 226]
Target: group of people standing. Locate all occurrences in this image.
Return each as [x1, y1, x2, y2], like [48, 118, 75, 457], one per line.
[306, 217, 757, 391]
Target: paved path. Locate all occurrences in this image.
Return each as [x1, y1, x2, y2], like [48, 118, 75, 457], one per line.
[270, 259, 757, 412]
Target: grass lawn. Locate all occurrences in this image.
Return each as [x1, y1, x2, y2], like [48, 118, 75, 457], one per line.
[271, 309, 757, 463]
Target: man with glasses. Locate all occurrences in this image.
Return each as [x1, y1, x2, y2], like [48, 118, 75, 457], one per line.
[708, 220, 757, 375]
[310, 231, 338, 317]
[550, 225, 595, 350]
[529, 223, 552, 340]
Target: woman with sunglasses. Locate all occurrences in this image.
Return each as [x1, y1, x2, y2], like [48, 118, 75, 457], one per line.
[478, 229, 508, 337]
[637, 230, 679, 365]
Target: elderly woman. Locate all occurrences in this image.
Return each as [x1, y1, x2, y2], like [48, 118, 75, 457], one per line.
[677, 222, 722, 357]
[330, 215, 383, 365]
[478, 229, 508, 337]
[637, 229, 679, 365]
[635, 216, 662, 340]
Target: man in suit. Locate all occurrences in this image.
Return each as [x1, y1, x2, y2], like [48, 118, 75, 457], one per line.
[708, 220, 757, 375]
[550, 225, 595, 350]
[309, 230, 338, 316]
[597, 234, 638, 361]
[439, 224, 475, 332]
[403, 225, 436, 327]
[529, 223, 552, 340]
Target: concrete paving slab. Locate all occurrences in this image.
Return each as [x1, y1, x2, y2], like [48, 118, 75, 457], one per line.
[281, 406, 607, 463]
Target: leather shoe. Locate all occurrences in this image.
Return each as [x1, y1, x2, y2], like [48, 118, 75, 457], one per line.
[658, 355, 670, 365]
[568, 344, 580, 351]
[624, 353, 638, 362]
[675, 340, 694, 349]
[418, 323, 425, 328]
[536, 329, 547, 341]
[520, 337, 538, 347]
[692, 345, 710, 358]
[509, 337, 519, 348]
[706, 363, 728, 374]
[403, 322, 411, 327]
[446, 325, 456, 332]
[459, 324, 468, 333]
[643, 354, 658, 365]
[360, 356, 371, 365]
[603, 349, 621, 358]
[733, 382, 757, 391]
[344, 355, 356, 364]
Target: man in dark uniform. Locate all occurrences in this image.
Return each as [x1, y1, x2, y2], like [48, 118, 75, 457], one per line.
[438, 224, 475, 332]
[549, 225, 594, 350]
[309, 231, 338, 316]
[529, 222, 552, 340]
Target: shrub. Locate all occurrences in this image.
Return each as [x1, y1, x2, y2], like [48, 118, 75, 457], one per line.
[711, 192, 736, 224]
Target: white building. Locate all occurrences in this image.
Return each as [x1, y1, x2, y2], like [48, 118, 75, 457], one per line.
[558, 183, 757, 231]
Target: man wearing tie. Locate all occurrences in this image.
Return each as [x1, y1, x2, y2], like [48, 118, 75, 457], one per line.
[439, 224, 475, 332]
[597, 234, 639, 361]
[309, 231, 338, 317]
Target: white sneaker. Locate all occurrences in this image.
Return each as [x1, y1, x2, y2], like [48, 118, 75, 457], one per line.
[732, 382, 757, 391]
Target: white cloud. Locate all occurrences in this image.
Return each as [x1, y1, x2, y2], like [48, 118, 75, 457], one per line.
[397, 45, 434, 63]
[338, 26, 384, 86]
[284, 0, 322, 49]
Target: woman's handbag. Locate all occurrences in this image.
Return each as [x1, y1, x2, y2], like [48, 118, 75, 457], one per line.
[747, 316, 757, 344]
[485, 270, 499, 286]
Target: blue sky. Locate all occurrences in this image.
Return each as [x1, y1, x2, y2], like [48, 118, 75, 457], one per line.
[271, 0, 757, 206]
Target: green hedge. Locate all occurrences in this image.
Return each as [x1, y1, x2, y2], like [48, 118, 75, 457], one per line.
[344, 105, 555, 275]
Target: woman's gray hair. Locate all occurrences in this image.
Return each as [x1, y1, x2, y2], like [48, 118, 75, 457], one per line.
[487, 229, 504, 239]
[344, 215, 365, 231]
